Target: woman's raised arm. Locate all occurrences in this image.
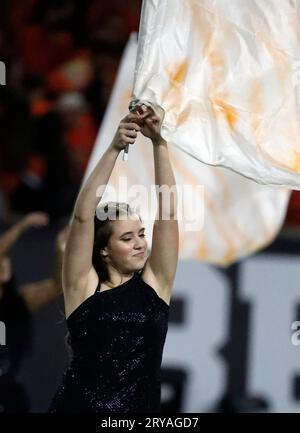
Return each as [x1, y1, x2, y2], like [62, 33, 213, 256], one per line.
[0, 212, 49, 257]
[62, 114, 141, 316]
[139, 106, 179, 305]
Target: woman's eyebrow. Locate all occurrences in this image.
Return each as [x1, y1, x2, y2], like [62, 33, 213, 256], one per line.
[120, 228, 145, 237]
[120, 231, 133, 237]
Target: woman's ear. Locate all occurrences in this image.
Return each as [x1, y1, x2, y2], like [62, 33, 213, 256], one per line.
[100, 247, 108, 258]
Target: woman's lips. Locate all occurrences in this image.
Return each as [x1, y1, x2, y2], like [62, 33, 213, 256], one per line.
[134, 252, 145, 257]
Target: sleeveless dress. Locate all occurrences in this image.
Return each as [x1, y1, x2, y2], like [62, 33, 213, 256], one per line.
[49, 272, 170, 413]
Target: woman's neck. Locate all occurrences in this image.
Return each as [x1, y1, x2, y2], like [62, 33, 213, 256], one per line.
[105, 269, 134, 288]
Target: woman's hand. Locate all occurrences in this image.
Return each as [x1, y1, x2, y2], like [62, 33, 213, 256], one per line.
[20, 212, 49, 230]
[110, 114, 141, 152]
[136, 104, 165, 144]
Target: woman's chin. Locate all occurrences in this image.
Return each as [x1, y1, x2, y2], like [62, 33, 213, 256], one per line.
[131, 263, 145, 272]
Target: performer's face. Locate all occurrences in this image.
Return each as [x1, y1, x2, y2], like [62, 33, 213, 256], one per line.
[102, 215, 148, 273]
[0, 256, 12, 284]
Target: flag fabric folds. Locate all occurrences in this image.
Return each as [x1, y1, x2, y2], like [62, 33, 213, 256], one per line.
[132, 0, 300, 189]
[85, 34, 290, 267]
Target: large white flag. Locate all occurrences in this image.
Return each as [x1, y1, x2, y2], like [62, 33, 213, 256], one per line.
[85, 34, 290, 267]
[132, 0, 300, 189]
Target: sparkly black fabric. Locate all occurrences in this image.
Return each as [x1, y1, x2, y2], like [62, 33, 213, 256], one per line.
[49, 272, 169, 413]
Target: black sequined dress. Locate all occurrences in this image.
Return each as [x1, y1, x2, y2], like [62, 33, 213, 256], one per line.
[49, 272, 169, 413]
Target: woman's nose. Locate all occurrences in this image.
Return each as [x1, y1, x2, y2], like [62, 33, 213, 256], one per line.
[134, 237, 146, 249]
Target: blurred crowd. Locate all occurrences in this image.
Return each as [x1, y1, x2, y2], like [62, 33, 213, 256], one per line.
[0, 0, 142, 224]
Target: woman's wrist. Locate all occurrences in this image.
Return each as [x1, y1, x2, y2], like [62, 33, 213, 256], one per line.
[17, 218, 28, 233]
[151, 136, 167, 146]
[107, 143, 121, 155]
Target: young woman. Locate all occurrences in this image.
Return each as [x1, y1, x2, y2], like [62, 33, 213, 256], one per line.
[49, 105, 179, 413]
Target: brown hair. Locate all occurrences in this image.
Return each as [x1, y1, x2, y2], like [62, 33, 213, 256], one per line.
[92, 201, 140, 284]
